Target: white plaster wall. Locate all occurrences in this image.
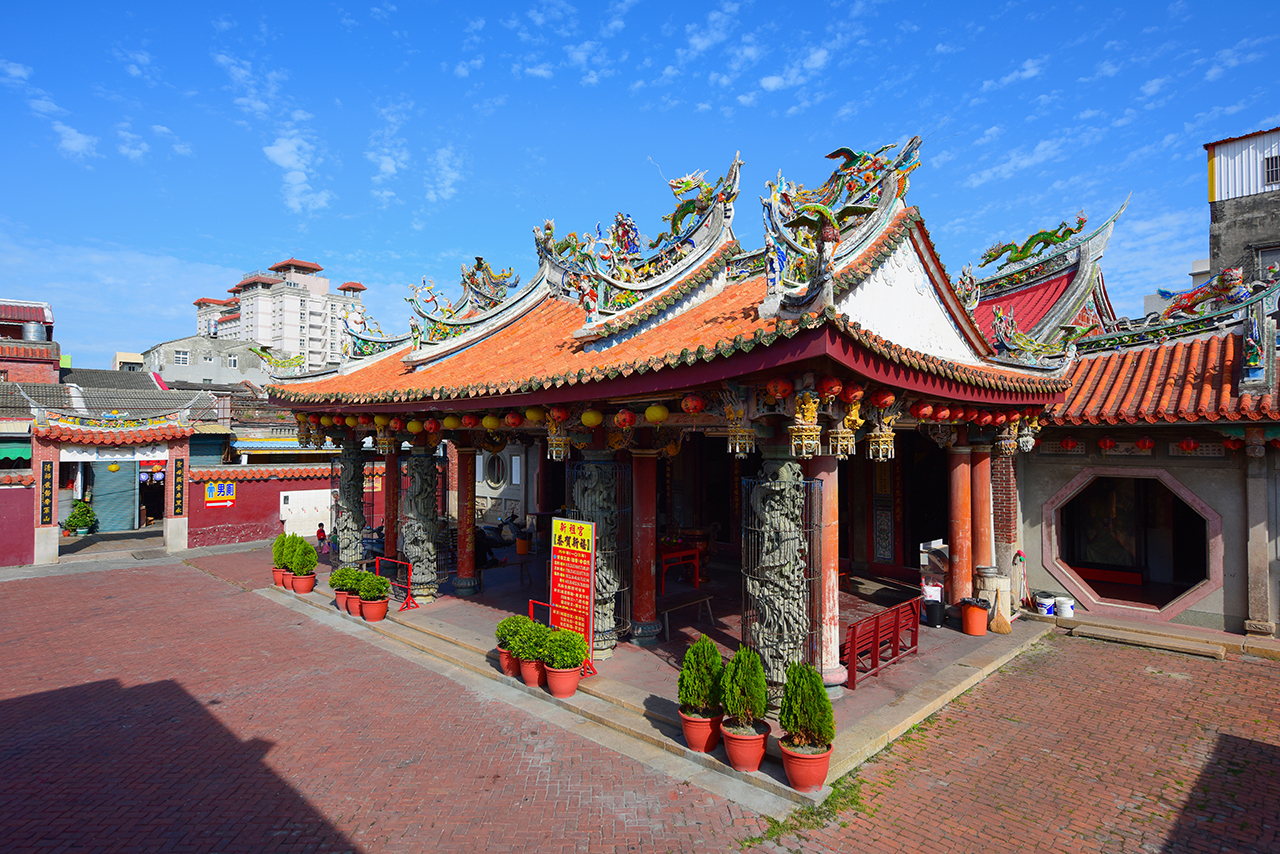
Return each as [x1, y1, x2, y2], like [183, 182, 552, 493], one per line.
[279, 489, 330, 536]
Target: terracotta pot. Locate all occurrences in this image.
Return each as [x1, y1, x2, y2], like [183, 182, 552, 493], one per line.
[282, 573, 296, 592]
[272, 567, 284, 587]
[335, 589, 349, 611]
[780, 742, 833, 793]
[361, 597, 389, 622]
[346, 593, 362, 617]
[519, 657, 546, 688]
[498, 647, 520, 678]
[722, 721, 771, 773]
[292, 574, 317, 595]
[544, 665, 582, 698]
[678, 710, 724, 753]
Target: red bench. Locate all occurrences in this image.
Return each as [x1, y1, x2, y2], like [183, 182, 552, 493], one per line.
[659, 548, 700, 596]
[839, 596, 922, 689]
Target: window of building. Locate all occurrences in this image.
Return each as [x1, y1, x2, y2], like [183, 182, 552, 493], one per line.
[173, 350, 189, 366]
[511, 454, 521, 485]
[202, 353, 214, 363]
[227, 355, 238, 368]
[485, 453, 506, 488]
[1266, 155, 1280, 186]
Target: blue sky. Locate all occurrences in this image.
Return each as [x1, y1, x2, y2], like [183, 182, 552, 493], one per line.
[2, 1, 1278, 367]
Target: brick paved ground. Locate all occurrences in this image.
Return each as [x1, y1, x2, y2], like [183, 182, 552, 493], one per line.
[4, 559, 1278, 853]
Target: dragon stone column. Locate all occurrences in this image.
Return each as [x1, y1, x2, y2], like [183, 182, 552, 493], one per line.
[401, 446, 441, 603]
[630, 450, 662, 646]
[336, 431, 366, 569]
[807, 454, 846, 699]
[454, 447, 478, 597]
[575, 450, 624, 659]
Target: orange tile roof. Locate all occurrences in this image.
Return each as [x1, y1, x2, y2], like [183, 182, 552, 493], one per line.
[188, 462, 384, 482]
[271, 211, 1067, 407]
[270, 258, 323, 273]
[1049, 333, 1276, 424]
[0, 472, 35, 486]
[34, 423, 195, 444]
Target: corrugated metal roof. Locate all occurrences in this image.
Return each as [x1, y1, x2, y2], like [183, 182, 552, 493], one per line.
[59, 367, 160, 390]
[0, 300, 52, 323]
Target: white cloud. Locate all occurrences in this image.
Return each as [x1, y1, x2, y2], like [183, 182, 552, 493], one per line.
[465, 17, 485, 32]
[1204, 36, 1270, 81]
[1079, 60, 1121, 82]
[760, 75, 785, 91]
[424, 145, 462, 204]
[151, 124, 194, 156]
[211, 15, 236, 32]
[473, 95, 506, 116]
[932, 149, 956, 166]
[114, 49, 158, 84]
[51, 122, 100, 162]
[1140, 77, 1170, 97]
[683, 2, 739, 57]
[737, 91, 757, 106]
[601, 0, 639, 37]
[364, 99, 412, 185]
[963, 138, 1065, 187]
[935, 43, 961, 54]
[370, 3, 396, 21]
[755, 46, 831, 92]
[1112, 108, 1138, 127]
[1076, 108, 1102, 119]
[263, 133, 332, 213]
[974, 125, 1002, 145]
[454, 56, 484, 77]
[116, 123, 149, 162]
[2, 59, 33, 80]
[27, 97, 63, 114]
[524, 63, 554, 78]
[981, 58, 1044, 91]
[696, 102, 711, 111]
[214, 53, 286, 120]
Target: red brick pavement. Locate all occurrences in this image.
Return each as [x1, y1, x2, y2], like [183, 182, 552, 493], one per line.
[186, 547, 275, 590]
[5, 561, 1278, 854]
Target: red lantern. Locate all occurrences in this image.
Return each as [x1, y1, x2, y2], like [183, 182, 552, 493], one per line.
[838, 382, 865, 403]
[504, 411, 525, 428]
[422, 418, 441, 434]
[1059, 436, 1078, 451]
[613, 409, 637, 429]
[1135, 436, 1155, 451]
[460, 414, 480, 429]
[1005, 409, 1022, 423]
[357, 414, 373, 426]
[817, 375, 843, 400]
[869, 388, 896, 409]
[307, 413, 321, 425]
[1224, 436, 1245, 451]
[909, 401, 934, 420]
[932, 405, 951, 422]
[975, 410, 993, 427]
[681, 393, 707, 414]
[1023, 405, 1042, 418]
[963, 407, 980, 422]
[765, 377, 794, 400]
[1098, 436, 1117, 453]
[992, 412, 1007, 426]
[1270, 439, 1280, 449]
[388, 417, 405, 432]
[547, 406, 570, 423]
[1179, 437, 1200, 454]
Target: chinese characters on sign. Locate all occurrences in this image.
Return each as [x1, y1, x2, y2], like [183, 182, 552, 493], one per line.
[550, 517, 595, 663]
[40, 461, 54, 525]
[204, 481, 236, 508]
[172, 459, 184, 516]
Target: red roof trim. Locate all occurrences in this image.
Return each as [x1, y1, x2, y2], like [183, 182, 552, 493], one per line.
[194, 298, 234, 306]
[217, 313, 241, 323]
[1204, 125, 1280, 150]
[269, 258, 323, 273]
[34, 424, 195, 445]
[0, 472, 35, 486]
[338, 281, 367, 291]
[188, 462, 384, 483]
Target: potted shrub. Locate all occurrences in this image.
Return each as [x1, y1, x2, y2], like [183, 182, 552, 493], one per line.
[719, 645, 771, 772]
[280, 535, 302, 591]
[65, 500, 96, 537]
[345, 571, 366, 616]
[359, 573, 392, 622]
[677, 634, 724, 752]
[778, 661, 836, 793]
[495, 614, 531, 678]
[329, 567, 355, 611]
[271, 533, 288, 587]
[509, 621, 550, 688]
[291, 541, 318, 594]
[541, 629, 590, 698]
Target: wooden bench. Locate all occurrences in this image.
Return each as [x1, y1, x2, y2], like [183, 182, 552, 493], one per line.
[839, 595, 922, 689]
[659, 548, 700, 596]
[657, 590, 715, 642]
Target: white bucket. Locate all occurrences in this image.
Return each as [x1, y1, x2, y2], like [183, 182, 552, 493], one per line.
[1055, 597, 1075, 618]
[922, 584, 943, 602]
[1034, 594, 1055, 616]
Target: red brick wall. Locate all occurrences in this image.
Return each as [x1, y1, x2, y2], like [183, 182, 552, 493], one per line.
[992, 454, 1018, 544]
[1, 361, 60, 383]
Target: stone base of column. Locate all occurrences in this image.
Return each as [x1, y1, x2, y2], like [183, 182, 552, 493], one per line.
[1245, 619, 1276, 636]
[630, 620, 663, 647]
[593, 628, 618, 659]
[33, 526, 60, 565]
[453, 575, 479, 596]
[821, 665, 847, 701]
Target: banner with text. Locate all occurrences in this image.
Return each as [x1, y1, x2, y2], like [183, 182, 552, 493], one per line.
[550, 516, 595, 662]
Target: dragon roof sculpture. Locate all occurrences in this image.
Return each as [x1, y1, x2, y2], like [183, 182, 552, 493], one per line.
[340, 305, 410, 361]
[405, 256, 537, 351]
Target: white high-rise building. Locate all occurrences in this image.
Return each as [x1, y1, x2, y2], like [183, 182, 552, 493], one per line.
[193, 258, 366, 373]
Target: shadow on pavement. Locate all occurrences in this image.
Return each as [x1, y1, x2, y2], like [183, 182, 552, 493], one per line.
[1162, 732, 1279, 853]
[0, 679, 359, 853]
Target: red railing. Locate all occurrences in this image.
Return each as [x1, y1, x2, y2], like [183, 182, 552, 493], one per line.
[527, 599, 597, 678]
[839, 595, 922, 689]
[373, 557, 419, 612]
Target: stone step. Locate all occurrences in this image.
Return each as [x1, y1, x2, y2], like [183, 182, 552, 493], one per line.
[270, 587, 825, 808]
[1070, 625, 1226, 659]
[1026, 609, 1280, 660]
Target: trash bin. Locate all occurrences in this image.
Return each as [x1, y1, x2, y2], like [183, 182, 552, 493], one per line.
[958, 597, 990, 636]
[515, 530, 532, 555]
[919, 539, 948, 628]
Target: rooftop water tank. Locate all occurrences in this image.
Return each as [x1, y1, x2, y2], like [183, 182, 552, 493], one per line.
[22, 322, 48, 342]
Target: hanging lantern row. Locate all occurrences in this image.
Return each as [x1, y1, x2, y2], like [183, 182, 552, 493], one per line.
[1223, 437, 1245, 451]
[1135, 436, 1155, 451]
[1097, 436, 1117, 455]
[1179, 437, 1200, 455]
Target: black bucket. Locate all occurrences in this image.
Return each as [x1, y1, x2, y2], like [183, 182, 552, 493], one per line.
[923, 600, 945, 628]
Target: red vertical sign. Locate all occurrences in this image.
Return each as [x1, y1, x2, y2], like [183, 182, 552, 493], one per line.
[550, 516, 595, 664]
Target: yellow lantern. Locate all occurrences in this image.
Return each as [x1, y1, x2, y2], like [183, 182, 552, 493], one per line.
[373, 414, 391, 428]
[344, 415, 358, 428]
[645, 404, 670, 424]
[525, 406, 545, 422]
[295, 412, 306, 422]
[319, 415, 334, 427]
[107, 463, 120, 472]
[406, 419, 424, 433]
[442, 414, 462, 430]
[581, 409, 604, 428]
[481, 414, 501, 431]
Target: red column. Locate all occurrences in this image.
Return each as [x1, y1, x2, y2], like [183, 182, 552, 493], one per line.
[630, 450, 662, 646]
[454, 447, 478, 596]
[948, 440, 973, 604]
[808, 455, 847, 696]
[383, 448, 400, 560]
[970, 444, 993, 571]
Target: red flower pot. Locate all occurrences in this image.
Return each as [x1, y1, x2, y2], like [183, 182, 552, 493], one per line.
[346, 595, 362, 617]
[519, 658, 546, 688]
[722, 721, 771, 773]
[282, 573, 296, 592]
[780, 742, 833, 793]
[335, 590, 349, 611]
[544, 665, 582, 698]
[272, 567, 284, 587]
[678, 711, 724, 753]
[292, 574, 317, 595]
[498, 647, 520, 678]
[361, 597, 389, 622]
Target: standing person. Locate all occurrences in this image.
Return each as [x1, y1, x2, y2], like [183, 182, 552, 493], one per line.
[317, 522, 329, 554]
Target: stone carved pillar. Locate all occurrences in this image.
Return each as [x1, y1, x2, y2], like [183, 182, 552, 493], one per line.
[573, 451, 623, 658]
[454, 447, 478, 596]
[401, 448, 441, 603]
[630, 450, 662, 646]
[970, 444, 994, 571]
[745, 450, 810, 685]
[947, 442, 973, 604]
[336, 432, 366, 569]
[808, 454, 846, 699]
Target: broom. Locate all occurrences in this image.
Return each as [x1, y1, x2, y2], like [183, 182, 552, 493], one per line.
[989, 588, 1012, 634]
